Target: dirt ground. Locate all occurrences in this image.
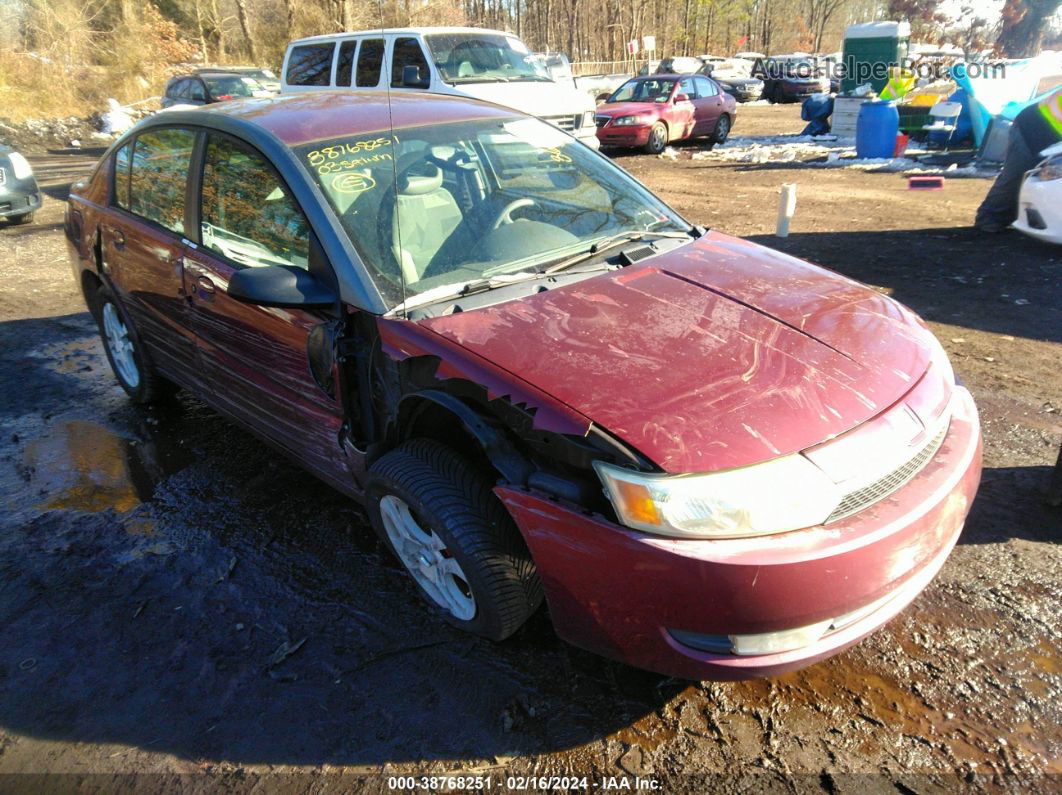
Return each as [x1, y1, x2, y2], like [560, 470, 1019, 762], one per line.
[0, 104, 1059, 792]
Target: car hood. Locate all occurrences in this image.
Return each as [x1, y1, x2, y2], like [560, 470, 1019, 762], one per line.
[717, 76, 763, 87]
[418, 232, 937, 473]
[596, 101, 666, 118]
[453, 80, 593, 115]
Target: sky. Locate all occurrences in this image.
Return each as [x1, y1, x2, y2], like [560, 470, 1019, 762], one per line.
[938, 0, 1006, 23]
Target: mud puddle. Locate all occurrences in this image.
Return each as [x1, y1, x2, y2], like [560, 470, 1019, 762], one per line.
[18, 412, 195, 516]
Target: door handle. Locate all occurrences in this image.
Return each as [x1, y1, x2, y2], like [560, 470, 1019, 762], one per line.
[111, 229, 125, 249]
[195, 275, 216, 297]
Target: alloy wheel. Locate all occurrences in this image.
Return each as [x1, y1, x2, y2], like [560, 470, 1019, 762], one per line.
[378, 494, 477, 621]
[102, 302, 140, 389]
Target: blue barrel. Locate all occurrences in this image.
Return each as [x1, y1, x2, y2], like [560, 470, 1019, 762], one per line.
[856, 100, 900, 159]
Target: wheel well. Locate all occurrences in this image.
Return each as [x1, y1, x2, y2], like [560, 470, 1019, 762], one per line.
[403, 399, 482, 459]
[392, 393, 533, 486]
[80, 242, 104, 316]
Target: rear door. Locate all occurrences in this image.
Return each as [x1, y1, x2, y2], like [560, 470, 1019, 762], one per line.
[103, 127, 202, 390]
[692, 76, 724, 134]
[182, 131, 351, 489]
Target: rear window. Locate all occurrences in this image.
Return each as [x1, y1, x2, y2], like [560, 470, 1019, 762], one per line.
[335, 40, 357, 86]
[286, 42, 336, 86]
[356, 39, 384, 87]
[127, 128, 196, 234]
[113, 142, 132, 209]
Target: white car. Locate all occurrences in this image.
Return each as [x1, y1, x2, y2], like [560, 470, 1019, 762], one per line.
[281, 27, 599, 149]
[1014, 140, 1062, 244]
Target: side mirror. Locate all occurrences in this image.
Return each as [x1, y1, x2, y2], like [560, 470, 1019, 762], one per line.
[227, 265, 337, 309]
[402, 65, 427, 88]
[674, 93, 691, 103]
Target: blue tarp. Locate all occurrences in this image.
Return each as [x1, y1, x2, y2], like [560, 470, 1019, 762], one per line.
[801, 94, 834, 136]
[952, 54, 1062, 145]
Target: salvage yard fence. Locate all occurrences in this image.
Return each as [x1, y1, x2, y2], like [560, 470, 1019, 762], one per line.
[570, 60, 638, 76]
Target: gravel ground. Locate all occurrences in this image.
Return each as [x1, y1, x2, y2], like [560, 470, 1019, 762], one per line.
[0, 104, 1059, 791]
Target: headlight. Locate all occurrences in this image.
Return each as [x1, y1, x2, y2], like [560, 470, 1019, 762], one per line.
[7, 152, 33, 180]
[613, 115, 651, 126]
[593, 456, 841, 539]
[1038, 154, 1062, 181]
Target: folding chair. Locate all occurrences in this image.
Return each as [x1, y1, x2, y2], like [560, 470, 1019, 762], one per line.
[922, 101, 963, 151]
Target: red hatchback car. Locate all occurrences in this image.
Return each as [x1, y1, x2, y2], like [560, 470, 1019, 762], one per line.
[65, 92, 980, 680]
[595, 75, 736, 153]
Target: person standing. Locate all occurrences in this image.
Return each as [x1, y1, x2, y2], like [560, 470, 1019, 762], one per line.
[976, 87, 1062, 233]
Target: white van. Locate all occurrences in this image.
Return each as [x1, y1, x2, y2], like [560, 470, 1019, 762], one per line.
[281, 27, 599, 149]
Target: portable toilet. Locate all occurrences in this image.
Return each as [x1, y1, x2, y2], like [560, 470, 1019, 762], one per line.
[841, 21, 911, 94]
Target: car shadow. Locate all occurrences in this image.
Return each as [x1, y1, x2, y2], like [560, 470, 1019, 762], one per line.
[746, 227, 1062, 344]
[0, 314, 677, 766]
[961, 465, 1061, 545]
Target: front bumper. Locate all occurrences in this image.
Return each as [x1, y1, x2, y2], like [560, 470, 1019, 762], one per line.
[1013, 173, 1062, 244]
[0, 176, 42, 218]
[596, 124, 652, 148]
[729, 87, 763, 102]
[574, 127, 601, 150]
[496, 386, 981, 680]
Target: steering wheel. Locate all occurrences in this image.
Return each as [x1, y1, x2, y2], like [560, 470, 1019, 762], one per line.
[491, 198, 536, 230]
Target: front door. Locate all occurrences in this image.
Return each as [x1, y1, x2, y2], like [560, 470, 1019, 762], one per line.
[103, 127, 201, 390]
[184, 131, 352, 491]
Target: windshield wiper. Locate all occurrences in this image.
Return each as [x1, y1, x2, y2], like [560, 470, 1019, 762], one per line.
[392, 270, 552, 313]
[543, 229, 694, 276]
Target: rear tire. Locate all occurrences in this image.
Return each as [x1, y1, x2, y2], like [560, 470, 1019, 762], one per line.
[366, 439, 542, 641]
[714, 114, 732, 144]
[94, 285, 176, 404]
[645, 122, 668, 154]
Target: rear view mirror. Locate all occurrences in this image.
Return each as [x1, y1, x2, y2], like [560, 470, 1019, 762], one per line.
[227, 265, 336, 309]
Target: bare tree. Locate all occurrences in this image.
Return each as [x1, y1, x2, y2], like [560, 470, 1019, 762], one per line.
[997, 0, 1062, 56]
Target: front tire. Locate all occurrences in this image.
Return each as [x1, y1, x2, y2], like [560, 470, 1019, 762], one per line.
[645, 122, 668, 154]
[94, 285, 175, 404]
[366, 439, 542, 641]
[9, 211, 33, 225]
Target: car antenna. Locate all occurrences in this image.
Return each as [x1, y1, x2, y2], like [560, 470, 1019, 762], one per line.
[377, 0, 407, 316]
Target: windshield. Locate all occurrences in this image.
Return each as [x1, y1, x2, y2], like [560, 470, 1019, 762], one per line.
[609, 79, 676, 104]
[204, 75, 264, 97]
[426, 33, 552, 84]
[297, 117, 688, 308]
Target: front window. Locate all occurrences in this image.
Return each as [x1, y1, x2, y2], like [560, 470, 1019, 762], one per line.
[426, 33, 551, 84]
[297, 117, 688, 308]
[200, 135, 309, 269]
[608, 79, 676, 104]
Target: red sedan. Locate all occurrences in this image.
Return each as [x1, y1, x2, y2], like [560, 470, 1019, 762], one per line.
[595, 75, 736, 153]
[65, 91, 979, 680]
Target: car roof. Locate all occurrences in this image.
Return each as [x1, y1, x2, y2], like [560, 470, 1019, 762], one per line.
[145, 90, 522, 147]
[290, 26, 515, 44]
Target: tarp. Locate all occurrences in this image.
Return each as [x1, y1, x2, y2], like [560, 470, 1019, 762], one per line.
[952, 53, 1062, 145]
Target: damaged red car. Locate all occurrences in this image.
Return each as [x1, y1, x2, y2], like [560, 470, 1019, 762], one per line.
[65, 92, 981, 680]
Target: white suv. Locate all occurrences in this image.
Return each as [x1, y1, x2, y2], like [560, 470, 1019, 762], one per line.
[281, 27, 599, 149]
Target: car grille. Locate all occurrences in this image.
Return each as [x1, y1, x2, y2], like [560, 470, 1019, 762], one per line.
[825, 416, 950, 524]
[0, 167, 5, 186]
[594, 115, 611, 128]
[542, 113, 578, 132]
